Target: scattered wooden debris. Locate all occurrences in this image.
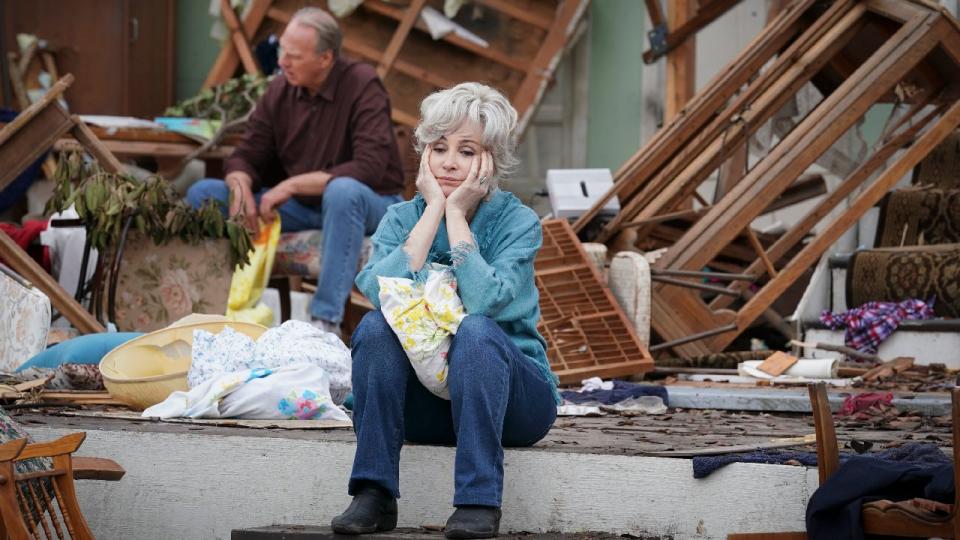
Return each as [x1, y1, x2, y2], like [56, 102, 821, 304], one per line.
[574, 1, 960, 358]
[756, 351, 798, 377]
[204, 0, 589, 133]
[862, 357, 916, 382]
[790, 339, 882, 364]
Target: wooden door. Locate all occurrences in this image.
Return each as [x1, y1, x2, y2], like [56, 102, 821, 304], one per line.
[4, 0, 126, 114]
[2, 0, 174, 117]
[125, 0, 175, 118]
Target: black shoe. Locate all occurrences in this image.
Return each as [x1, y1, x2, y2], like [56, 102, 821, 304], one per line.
[444, 506, 502, 539]
[330, 485, 398, 535]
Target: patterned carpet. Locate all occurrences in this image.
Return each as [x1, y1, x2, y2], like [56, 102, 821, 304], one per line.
[913, 130, 960, 189]
[848, 244, 960, 317]
[876, 188, 960, 247]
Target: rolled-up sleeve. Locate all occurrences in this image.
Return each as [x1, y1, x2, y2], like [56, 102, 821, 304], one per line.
[451, 213, 542, 322]
[326, 78, 395, 185]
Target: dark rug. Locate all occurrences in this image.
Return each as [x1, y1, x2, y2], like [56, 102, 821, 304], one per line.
[876, 188, 960, 247]
[847, 244, 960, 317]
[913, 129, 960, 189]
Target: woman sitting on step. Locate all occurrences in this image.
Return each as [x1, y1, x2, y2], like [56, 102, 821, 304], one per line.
[331, 82, 560, 539]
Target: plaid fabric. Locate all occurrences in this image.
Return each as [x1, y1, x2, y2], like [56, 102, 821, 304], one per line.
[820, 299, 935, 354]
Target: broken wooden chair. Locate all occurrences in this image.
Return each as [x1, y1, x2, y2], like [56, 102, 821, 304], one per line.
[0, 432, 110, 539]
[809, 382, 959, 538]
[728, 383, 958, 540]
[0, 73, 124, 335]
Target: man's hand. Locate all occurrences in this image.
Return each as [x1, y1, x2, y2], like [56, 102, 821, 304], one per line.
[226, 173, 258, 231]
[416, 146, 445, 208]
[446, 151, 492, 218]
[258, 180, 295, 222]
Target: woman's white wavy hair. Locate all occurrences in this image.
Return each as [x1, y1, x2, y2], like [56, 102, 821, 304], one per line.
[414, 82, 519, 190]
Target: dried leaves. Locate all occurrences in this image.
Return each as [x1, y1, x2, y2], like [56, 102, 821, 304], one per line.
[164, 74, 270, 122]
[46, 152, 252, 267]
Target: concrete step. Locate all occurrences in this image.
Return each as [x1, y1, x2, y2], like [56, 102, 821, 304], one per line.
[29, 421, 817, 540]
[231, 526, 666, 540]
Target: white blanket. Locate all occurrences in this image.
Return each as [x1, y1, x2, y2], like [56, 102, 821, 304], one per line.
[143, 364, 351, 423]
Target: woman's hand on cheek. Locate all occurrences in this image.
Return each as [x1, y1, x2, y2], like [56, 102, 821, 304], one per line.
[446, 151, 492, 218]
[417, 146, 446, 208]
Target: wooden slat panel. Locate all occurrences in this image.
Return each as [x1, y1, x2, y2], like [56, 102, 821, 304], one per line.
[537, 220, 654, 382]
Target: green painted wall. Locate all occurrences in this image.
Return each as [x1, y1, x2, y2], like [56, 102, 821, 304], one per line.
[175, 0, 222, 101]
[585, 0, 645, 171]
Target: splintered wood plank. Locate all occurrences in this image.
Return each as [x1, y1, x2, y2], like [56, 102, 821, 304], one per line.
[536, 220, 654, 383]
[757, 351, 799, 377]
[361, 0, 529, 72]
[613, 2, 867, 244]
[665, 0, 697, 122]
[70, 117, 124, 173]
[513, 0, 590, 132]
[376, 0, 427, 79]
[474, 0, 553, 30]
[220, 0, 262, 77]
[203, 0, 272, 89]
[710, 102, 939, 312]
[572, 0, 818, 235]
[668, 13, 942, 272]
[644, 0, 744, 64]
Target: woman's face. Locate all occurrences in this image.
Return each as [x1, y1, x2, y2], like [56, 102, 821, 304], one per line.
[429, 121, 486, 197]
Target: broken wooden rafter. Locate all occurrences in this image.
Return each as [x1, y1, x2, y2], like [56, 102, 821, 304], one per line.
[643, 0, 746, 64]
[572, 0, 820, 237]
[206, 0, 587, 134]
[580, 1, 960, 357]
[219, 0, 262, 78]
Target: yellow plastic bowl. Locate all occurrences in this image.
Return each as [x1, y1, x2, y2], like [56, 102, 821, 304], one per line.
[99, 321, 268, 410]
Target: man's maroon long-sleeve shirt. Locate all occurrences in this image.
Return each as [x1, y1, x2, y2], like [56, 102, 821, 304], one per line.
[224, 57, 405, 204]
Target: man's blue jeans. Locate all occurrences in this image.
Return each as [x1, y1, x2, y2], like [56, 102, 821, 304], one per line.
[185, 177, 402, 323]
[348, 311, 557, 508]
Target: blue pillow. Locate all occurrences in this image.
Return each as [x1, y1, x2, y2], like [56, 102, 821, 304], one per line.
[17, 332, 144, 371]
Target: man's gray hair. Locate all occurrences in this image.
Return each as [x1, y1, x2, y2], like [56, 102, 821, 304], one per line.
[414, 82, 520, 188]
[291, 7, 342, 57]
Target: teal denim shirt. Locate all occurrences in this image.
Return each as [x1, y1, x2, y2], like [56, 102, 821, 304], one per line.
[355, 189, 560, 403]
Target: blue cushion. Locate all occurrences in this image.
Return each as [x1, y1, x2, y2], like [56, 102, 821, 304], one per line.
[16, 332, 144, 371]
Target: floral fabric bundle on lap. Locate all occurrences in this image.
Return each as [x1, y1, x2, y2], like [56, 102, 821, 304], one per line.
[378, 264, 467, 399]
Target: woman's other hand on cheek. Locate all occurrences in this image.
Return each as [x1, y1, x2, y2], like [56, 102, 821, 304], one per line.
[446, 151, 492, 218]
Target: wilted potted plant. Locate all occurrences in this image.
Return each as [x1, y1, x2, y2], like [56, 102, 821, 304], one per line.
[47, 152, 252, 332]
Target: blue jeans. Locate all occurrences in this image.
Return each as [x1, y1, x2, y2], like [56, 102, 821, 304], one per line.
[185, 177, 402, 322]
[348, 311, 557, 508]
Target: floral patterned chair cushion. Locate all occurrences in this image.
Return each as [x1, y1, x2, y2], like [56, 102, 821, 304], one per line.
[110, 233, 233, 332]
[273, 231, 373, 279]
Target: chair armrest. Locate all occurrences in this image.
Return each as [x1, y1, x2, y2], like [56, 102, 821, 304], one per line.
[72, 456, 125, 481]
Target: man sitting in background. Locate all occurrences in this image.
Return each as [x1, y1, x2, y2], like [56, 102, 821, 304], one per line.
[187, 6, 404, 337]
